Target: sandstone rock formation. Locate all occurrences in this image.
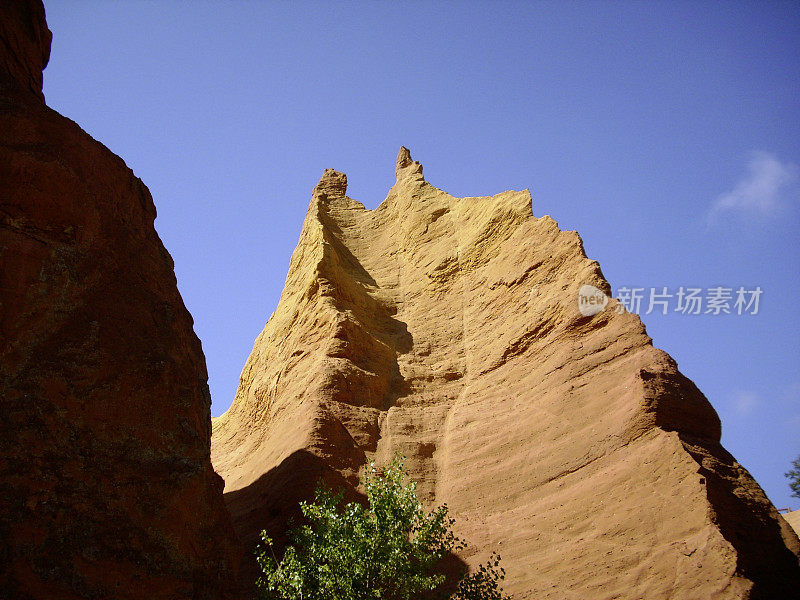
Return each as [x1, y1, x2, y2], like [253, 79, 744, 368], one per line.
[784, 510, 800, 539]
[213, 147, 800, 598]
[0, 2, 241, 597]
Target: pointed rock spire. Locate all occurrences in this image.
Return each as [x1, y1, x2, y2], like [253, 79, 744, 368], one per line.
[313, 168, 348, 199]
[395, 146, 424, 180]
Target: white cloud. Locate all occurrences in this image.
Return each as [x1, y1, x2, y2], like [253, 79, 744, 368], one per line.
[709, 151, 798, 220]
[732, 390, 760, 416]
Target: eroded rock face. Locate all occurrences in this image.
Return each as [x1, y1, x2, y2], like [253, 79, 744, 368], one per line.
[213, 147, 800, 597]
[785, 511, 800, 538]
[0, 2, 241, 597]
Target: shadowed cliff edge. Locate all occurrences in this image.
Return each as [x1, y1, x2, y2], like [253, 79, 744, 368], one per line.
[1, 2, 243, 598]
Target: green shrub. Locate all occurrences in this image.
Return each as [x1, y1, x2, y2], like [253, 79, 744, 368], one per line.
[255, 457, 509, 600]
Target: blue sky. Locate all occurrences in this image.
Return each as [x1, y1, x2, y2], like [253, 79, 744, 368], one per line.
[42, 1, 799, 509]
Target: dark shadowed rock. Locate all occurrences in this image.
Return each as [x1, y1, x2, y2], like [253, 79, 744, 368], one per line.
[0, 2, 242, 598]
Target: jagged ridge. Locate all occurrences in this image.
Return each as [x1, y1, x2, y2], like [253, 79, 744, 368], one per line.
[213, 147, 800, 597]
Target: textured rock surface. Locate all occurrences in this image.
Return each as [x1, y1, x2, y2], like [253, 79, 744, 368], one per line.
[0, 0, 50, 103]
[213, 147, 800, 597]
[785, 510, 800, 538]
[0, 2, 241, 598]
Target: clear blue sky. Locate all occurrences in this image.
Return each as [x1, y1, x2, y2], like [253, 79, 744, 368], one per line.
[42, 1, 799, 510]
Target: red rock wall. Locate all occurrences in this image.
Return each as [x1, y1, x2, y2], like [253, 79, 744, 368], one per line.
[0, 2, 241, 598]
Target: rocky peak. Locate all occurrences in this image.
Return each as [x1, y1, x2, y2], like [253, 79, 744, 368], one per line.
[395, 145, 424, 180]
[212, 148, 800, 597]
[313, 167, 348, 199]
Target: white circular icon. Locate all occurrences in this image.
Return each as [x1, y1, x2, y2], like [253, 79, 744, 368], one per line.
[577, 284, 608, 316]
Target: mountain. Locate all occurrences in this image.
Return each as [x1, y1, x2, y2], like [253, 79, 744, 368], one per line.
[212, 147, 800, 598]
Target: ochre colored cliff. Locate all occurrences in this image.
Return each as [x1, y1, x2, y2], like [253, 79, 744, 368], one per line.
[0, 2, 241, 598]
[784, 510, 800, 539]
[213, 147, 800, 598]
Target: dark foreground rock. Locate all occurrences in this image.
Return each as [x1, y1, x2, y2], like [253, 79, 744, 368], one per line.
[0, 2, 242, 598]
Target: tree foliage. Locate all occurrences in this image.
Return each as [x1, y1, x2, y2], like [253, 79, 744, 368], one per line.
[255, 457, 509, 600]
[787, 455, 800, 500]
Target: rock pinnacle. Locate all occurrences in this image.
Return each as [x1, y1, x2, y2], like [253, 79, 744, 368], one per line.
[395, 146, 423, 180]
